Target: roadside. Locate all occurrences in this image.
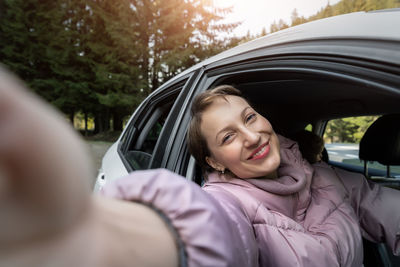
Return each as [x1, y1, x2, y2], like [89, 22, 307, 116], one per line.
[83, 131, 119, 185]
[86, 140, 113, 172]
[83, 131, 120, 168]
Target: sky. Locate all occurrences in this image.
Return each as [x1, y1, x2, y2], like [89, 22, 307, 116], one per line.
[213, 0, 342, 36]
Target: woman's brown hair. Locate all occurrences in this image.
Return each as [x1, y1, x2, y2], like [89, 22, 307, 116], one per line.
[187, 85, 243, 176]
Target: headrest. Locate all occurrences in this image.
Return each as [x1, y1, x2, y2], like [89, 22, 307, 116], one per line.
[359, 114, 400, 165]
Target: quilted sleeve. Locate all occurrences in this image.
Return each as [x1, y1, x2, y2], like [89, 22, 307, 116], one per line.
[336, 167, 400, 256]
[100, 169, 249, 267]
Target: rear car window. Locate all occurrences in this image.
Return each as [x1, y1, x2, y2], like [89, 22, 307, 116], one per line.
[324, 116, 400, 178]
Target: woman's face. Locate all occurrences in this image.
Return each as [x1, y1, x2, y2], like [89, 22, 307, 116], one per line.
[200, 95, 280, 179]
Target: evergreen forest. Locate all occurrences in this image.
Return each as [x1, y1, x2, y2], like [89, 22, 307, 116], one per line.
[1, 0, 399, 139]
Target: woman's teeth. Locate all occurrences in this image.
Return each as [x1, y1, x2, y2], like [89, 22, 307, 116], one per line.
[254, 145, 266, 157]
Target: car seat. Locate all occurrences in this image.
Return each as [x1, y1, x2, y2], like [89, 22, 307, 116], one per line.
[359, 113, 400, 267]
[359, 114, 400, 178]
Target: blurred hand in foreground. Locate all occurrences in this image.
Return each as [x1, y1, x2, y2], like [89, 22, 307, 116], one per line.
[0, 66, 178, 267]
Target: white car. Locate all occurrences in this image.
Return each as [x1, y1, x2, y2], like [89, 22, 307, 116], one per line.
[95, 10, 400, 265]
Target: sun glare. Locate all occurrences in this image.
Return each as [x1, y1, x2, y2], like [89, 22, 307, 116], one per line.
[213, 0, 340, 36]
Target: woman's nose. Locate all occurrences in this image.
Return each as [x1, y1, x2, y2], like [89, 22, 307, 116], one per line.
[242, 127, 260, 147]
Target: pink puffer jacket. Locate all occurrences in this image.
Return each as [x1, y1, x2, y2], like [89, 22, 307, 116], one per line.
[100, 136, 400, 267]
[203, 135, 400, 266]
[100, 169, 253, 267]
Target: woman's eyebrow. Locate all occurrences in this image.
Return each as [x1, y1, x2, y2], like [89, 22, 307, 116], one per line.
[216, 125, 231, 141]
[215, 106, 252, 141]
[241, 106, 252, 117]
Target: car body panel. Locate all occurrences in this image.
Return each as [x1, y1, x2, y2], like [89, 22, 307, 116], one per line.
[94, 142, 128, 192]
[166, 9, 400, 83]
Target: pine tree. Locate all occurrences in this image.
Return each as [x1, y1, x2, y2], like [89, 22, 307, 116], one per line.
[1, 0, 239, 133]
[128, 0, 238, 91]
[291, 8, 307, 26]
[270, 19, 289, 33]
[82, 0, 146, 131]
[1, 0, 99, 125]
[0, 0, 36, 81]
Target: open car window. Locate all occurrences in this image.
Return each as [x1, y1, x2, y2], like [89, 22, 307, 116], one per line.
[125, 103, 173, 170]
[324, 116, 400, 178]
[120, 79, 188, 171]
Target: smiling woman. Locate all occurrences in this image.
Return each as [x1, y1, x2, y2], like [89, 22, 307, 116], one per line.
[188, 85, 281, 179]
[187, 84, 400, 266]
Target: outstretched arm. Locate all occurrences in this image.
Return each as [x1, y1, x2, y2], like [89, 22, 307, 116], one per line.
[336, 167, 400, 256]
[0, 66, 178, 267]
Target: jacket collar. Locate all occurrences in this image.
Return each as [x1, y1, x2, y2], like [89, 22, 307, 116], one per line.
[206, 135, 311, 196]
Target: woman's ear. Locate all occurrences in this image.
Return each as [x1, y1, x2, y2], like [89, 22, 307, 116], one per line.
[205, 156, 225, 172]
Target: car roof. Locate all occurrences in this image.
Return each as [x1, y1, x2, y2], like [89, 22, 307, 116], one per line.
[143, 8, 400, 136]
[159, 8, 400, 89]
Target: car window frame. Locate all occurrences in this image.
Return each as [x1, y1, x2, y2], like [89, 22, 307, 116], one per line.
[171, 53, 400, 182]
[117, 74, 192, 172]
[322, 115, 400, 180]
[151, 69, 202, 170]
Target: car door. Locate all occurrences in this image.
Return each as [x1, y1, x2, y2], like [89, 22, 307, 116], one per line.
[95, 72, 197, 190]
[117, 75, 194, 173]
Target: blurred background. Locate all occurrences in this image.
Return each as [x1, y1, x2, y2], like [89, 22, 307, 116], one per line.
[1, 0, 399, 170]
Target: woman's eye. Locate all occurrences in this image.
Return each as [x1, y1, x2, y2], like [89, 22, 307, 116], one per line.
[222, 134, 232, 144]
[246, 113, 256, 122]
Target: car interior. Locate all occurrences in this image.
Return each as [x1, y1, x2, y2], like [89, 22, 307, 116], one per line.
[120, 60, 400, 266]
[188, 70, 400, 179]
[195, 70, 398, 168]
[185, 69, 400, 266]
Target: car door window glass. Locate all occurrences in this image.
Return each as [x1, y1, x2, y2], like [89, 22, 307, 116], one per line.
[323, 116, 400, 178]
[126, 103, 173, 170]
[122, 80, 187, 171]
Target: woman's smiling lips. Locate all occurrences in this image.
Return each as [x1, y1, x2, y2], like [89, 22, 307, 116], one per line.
[248, 141, 270, 160]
